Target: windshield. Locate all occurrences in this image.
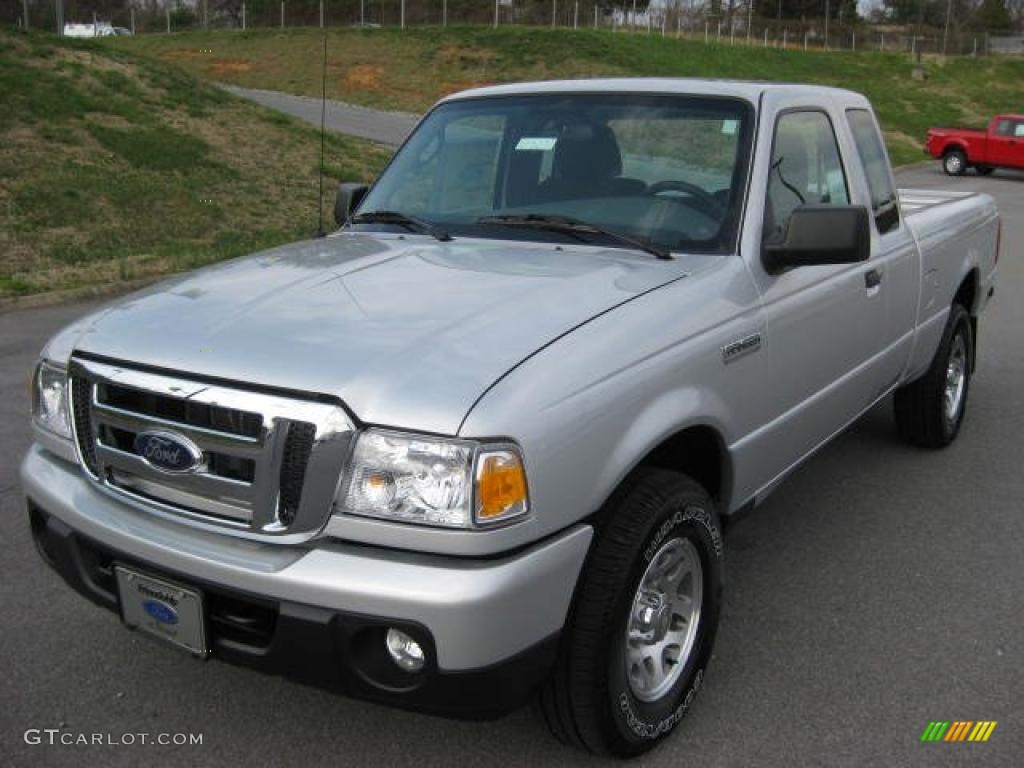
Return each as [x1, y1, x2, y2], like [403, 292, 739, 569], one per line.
[353, 93, 754, 255]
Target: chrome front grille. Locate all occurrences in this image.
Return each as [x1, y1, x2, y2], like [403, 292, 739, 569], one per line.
[68, 356, 355, 542]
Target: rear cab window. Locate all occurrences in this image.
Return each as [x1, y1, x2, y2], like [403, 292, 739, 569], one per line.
[846, 109, 900, 234]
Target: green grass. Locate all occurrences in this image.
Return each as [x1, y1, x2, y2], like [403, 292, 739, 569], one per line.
[0, 29, 391, 298]
[86, 123, 213, 170]
[112, 26, 1024, 167]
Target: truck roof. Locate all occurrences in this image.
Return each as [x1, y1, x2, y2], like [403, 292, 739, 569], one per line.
[442, 77, 870, 106]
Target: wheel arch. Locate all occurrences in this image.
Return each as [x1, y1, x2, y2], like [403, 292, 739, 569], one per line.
[590, 423, 733, 528]
[953, 268, 980, 371]
[635, 425, 731, 505]
[953, 267, 979, 313]
[942, 141, 968, 158]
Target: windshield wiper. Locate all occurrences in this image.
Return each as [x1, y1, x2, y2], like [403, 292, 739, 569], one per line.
[476, 214, 671, 260]
[350, 210, 452, 242]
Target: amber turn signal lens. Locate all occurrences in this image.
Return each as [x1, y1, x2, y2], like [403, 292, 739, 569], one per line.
[475, 450, 529, 523]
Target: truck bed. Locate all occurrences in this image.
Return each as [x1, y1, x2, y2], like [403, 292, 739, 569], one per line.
[897, 186, 999, 383]
[899, 187, 997, 254]
[928, 127, 986, 135]
[898, 188, 985, 216]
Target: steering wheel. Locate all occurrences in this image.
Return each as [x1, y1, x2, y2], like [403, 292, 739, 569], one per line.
[647, 180, 724, 219]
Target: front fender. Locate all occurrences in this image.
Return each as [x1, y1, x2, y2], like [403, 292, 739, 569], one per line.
[460, 256, 762, 546]
[596, 387, 734, 509]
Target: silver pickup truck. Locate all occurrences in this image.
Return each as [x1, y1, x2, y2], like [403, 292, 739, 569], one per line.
[22, 79, 999, 756]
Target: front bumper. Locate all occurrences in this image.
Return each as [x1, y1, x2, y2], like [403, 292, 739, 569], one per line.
[21, 445, 593, 718]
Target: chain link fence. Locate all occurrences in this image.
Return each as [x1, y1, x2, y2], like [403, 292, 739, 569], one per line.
[5, 1, 1021, 58]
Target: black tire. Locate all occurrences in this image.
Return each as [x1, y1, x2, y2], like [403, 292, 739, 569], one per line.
[894, 303, 973, 449]
[537, 468, 723, 757]
[977, 165, 995, 176]
[943, 149, 967, 176]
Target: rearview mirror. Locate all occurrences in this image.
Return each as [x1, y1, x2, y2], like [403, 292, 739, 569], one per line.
[334, 182, 369, 227]
[762, 205, 870, 273]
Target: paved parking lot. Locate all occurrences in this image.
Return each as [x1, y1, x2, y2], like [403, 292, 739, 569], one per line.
[1, 164, 1021, 767]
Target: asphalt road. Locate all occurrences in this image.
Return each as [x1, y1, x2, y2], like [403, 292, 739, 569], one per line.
[2, 164, 1022, 767]
[222, 85, 418, 146]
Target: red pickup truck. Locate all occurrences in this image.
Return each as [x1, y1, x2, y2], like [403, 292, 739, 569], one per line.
[926, 114, 1024, 176]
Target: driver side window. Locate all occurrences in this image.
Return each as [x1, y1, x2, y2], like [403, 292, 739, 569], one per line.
[764, 110, 849, 243]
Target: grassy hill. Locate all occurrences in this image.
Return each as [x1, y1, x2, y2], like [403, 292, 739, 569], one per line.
[8, 26, 1022, 300]
[112, 26, 1024, 167]
[0, 29, 390, 299]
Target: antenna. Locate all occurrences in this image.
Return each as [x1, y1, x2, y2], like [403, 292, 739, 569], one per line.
[314, 8, 329, 238]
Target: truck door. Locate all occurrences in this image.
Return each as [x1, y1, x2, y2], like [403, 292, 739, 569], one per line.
[987, 117, 1024, 169]
[733, 102, 889, 501]
[845, 108, 918, 385]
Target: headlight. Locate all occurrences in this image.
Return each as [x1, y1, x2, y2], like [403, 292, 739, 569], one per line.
[337, 429, 529, 529]
[32, 361, 72, 440]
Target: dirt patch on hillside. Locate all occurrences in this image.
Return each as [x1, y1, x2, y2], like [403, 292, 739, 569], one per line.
[439, 80, 496, 97]
[343, 64, 382, 90]
[208, 59, 252, 75]
[436, 46, 496, 68]
[83, 113, 135, 130]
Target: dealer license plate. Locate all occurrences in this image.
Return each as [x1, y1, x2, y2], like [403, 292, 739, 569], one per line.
[115, 565, 207, 657]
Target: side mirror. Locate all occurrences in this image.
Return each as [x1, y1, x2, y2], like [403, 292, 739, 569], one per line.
[762, 205, 870, 273]
[334, 182, 369, 228]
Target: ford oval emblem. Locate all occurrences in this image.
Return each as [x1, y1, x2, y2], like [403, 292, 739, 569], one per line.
[143, 599, 179, 625]
[133, 430, 203, 474]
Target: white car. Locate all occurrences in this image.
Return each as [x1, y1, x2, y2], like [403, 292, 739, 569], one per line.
[62, 22, 115, 38]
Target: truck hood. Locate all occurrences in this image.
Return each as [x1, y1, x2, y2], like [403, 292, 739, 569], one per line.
[58, 233, 692, 434]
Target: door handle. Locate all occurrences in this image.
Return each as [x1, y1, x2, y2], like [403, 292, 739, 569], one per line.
[865, 268, 882, 291]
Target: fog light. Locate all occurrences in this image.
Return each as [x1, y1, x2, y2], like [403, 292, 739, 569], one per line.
[385, 628, 425, 672]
